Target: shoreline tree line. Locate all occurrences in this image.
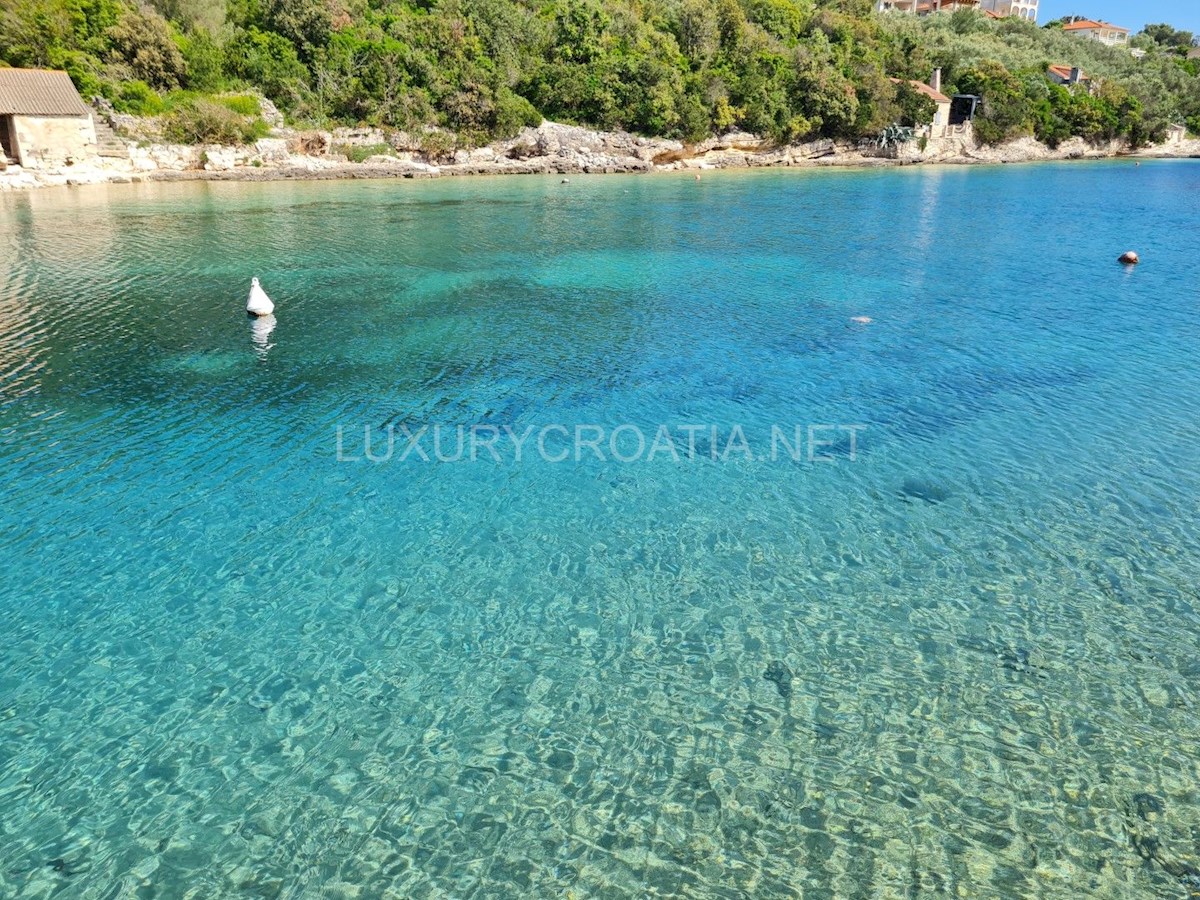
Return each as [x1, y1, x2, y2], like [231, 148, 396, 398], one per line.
[1, 0, 1197, 147]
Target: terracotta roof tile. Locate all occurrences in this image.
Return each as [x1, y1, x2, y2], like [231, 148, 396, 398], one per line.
[1063, 20, 1128, 33]
[890, 78, 950, 104]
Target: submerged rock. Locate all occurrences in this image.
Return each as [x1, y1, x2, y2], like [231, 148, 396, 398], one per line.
[1133, 792, 1165, 820]
[743, 704, 768, 730]
[763, 660, 793, 699]
[1123, 792, 1200, 890]
[900, 478, 953, 504]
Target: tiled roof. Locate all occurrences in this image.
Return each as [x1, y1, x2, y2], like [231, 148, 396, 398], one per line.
[0, 68, 91, 117]
[1047, 65, 1086, 81]
[890, 78, 950, 104]
[1063, 20, 1128, 33]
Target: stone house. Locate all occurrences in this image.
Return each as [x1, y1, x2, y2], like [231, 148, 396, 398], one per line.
[0, 68, 98, 169]
[892, 71, 952, 136]
[1165, 123, 1189, 144]
[1047, 65, 1088, 86]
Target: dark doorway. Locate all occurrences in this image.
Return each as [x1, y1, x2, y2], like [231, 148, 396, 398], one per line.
[0, 116, 14, 162]
[949, 95, 980, 127]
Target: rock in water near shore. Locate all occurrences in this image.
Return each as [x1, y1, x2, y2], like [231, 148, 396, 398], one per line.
[1123, 792, 1200, 893]
[1119, 251, 1140, 265]
[900, 478, 952, 504]
[764, 661, 793, 699]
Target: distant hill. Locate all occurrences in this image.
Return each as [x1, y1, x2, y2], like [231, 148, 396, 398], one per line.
[1, 0, 1196, 146]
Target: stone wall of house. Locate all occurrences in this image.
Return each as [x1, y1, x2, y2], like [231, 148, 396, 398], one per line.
[11, 115, 97, 169]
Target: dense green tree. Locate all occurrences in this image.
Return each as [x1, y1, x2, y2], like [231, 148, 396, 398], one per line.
[263, 0, 332, 61]
[105, 8, 187, 89]
[146, 0, 223, 32]
[955, 60, 1030, 144]
[1141, 24, 1194, 50]
[225, 25, 309, 102]
[891, 79, 937, 128]
[1, 0, 1195, 146]
[179, 28, 225, 91]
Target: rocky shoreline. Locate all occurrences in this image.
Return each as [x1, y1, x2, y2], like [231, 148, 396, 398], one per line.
[2, 120, 1198, 192]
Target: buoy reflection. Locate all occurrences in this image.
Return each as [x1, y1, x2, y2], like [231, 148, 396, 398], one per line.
[250, 314, 276, 358]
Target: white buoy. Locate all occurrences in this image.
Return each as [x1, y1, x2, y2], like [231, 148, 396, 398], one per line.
[247, 277, 274, 317]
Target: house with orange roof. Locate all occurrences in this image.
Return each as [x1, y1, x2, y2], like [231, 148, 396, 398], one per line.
[890, 72, 952, 135]
[1046, 64, 1088, 86]
[1062, 19, 1129, 46]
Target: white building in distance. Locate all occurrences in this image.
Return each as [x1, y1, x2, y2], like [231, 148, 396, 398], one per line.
[875, 0, 1037, 20]
[875, 0, 982, 14]
[978, 0, 1038, 21]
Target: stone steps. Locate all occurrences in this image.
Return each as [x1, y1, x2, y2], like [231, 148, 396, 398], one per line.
[93, 117, 130, 159]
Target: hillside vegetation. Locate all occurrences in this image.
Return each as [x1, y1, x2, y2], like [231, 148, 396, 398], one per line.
[1, 0, 1197, 147]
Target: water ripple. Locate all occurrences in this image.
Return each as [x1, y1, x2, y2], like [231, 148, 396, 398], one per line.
[1, 166, 1200, 898]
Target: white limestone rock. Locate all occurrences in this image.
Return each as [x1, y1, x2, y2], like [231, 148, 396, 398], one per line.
[254, 138, 289, 162]
[202, 147, 237, 171]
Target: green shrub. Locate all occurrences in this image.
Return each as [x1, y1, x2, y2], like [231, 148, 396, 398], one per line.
[161, 98, 269, 144]
[160, 90, 263, 118]
[894, 81, 938, 128]
[744, 0, 810, 45]
[956, 61, 1032, 145]
[331, 142, 394, 162]
[420, 130, 456, 162]
[223, 27, 308, 103]
[217, 94, 261, 115]
[56, 50, 106, 103]
[114, 80, 163, 115]
[181, 30, 226, 92]
[494, 91, 543, 137]
[105, 8, 187, 90]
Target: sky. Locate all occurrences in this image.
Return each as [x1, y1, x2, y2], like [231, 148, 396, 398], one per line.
[1038, 1, 1200, 34]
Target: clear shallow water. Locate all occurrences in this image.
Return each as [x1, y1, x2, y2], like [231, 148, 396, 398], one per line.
[1, 163, 1200, 898]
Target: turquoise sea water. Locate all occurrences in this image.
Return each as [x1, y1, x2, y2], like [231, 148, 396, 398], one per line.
[2, 163, 1200, 898]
